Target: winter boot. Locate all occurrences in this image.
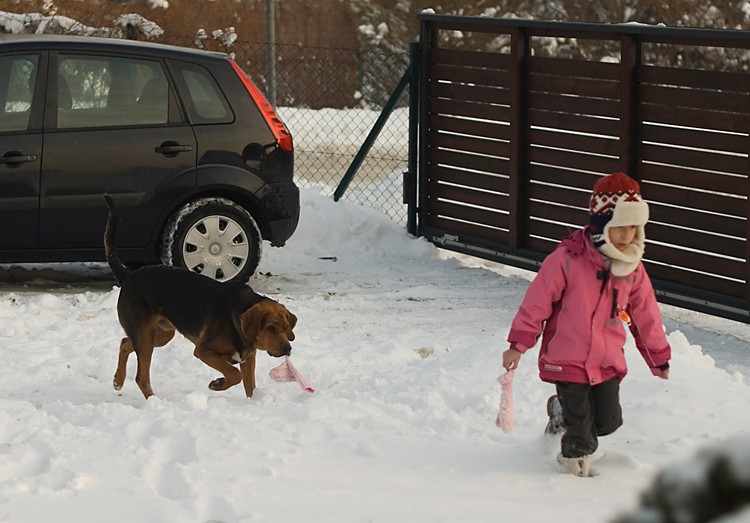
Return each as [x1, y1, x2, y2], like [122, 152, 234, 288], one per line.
[557, 453, 591, 477]
[544, 395, 565, 436]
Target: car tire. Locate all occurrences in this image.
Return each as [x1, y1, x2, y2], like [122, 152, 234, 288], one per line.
[161, 197, 262, 283]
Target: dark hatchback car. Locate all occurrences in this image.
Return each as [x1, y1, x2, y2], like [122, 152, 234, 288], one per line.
[0, 34, 299, 282]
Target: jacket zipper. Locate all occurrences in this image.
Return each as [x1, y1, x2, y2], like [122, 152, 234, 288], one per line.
[611, 288, 619, 319]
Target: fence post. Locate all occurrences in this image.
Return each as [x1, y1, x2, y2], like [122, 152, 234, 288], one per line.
[508, 27, 528, 250]
[619, 34, 639, 177]
[333, 65, 411, 202]
[406, 42, 420, 236]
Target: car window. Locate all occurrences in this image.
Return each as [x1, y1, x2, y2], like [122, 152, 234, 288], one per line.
[57, 54, 170, 128]
[0, 54, 39, 133]
[174, 62, 232, 123]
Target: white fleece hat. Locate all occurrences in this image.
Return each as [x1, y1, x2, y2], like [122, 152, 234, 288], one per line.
[588, 172, 649, 276]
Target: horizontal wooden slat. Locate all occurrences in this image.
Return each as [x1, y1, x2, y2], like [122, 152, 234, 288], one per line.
[429, 64, 508, 88]
[527, 92, 620, 118]
[432, 47, 511, 70]
[528, 128, 620, 156]
[430, 81, 511, 105]
[638, 84, 749, 115]
[430, 148, 509, 175]
[525, 222, 578, 245]
[528, 56, 620, 80]
[527, 146, 621, 174]
[528, 164, 601, 192]
[639, 103, 748, 133]
[425, 216, 510, 244]
[528, 110, 620, 138]
[640, 143, 747, 176]
[525, 235, 562, 254]
[643, 181, 746, 219]
[430, 199, 509, 229]
[638, 123, 747, 155]
[431, 165, 510, 194]
[429, 114, 511, 141]
[430, 130, 511, 157]
[645, 263, 744, 298]
[639, 162, 745, 195]
[430, 97, 510, 122]
[646, 243, 746, 281]
[527, 74, 619, 99]
[528, 183, 589, 209]
[648, 223, 745, 259]
[649, 201, 745, 238]
[428, 180, 508, 210]
[638, 65, 750, 93]
[527, 201, 586, 226]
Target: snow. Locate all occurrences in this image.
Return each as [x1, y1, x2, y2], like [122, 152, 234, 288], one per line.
[2, 188, 750, 522]
[2, 5, 750, 518]
[0, 10, 163, 39]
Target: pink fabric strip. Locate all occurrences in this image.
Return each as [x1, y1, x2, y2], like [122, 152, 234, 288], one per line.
[495, 369, 514, 433]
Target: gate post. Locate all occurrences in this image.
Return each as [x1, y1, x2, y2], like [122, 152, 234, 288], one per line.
[619, 34, 640, 177]
[406, 42, 419, 236]
[508, 27, 529, 250]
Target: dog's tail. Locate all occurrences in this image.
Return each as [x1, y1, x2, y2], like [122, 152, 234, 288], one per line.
[103, 195, 131, 285]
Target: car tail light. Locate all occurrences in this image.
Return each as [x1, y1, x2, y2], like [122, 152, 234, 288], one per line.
[229, 59, 293, 152]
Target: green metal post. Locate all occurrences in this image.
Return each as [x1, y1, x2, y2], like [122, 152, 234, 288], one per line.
[333, 64, 412, 202]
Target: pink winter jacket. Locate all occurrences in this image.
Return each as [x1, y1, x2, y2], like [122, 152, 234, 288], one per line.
[507, 227, 671, 385]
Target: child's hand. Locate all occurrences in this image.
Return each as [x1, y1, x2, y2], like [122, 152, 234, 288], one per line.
[502, 348, 522, 371]
[651, 366, 670, 380]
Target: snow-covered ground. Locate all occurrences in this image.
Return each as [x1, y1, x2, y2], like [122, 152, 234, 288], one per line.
[1, 189, 749, 522]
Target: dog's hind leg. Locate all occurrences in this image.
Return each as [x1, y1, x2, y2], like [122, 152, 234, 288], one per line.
[132, 319, 175, 399]
[133, 340, 156, 399]
[113, 337, 134, 391]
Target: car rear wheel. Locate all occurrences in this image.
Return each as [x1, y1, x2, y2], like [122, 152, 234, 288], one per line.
[161, 197, 262, 283]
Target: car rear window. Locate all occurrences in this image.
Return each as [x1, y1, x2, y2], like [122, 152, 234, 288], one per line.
[57, 54, 171, 129]
[0, 54, 38, 133]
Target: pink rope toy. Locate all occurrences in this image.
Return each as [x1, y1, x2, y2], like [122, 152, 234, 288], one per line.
[495, 369, 515, 433]
[269, 356, 315, 393]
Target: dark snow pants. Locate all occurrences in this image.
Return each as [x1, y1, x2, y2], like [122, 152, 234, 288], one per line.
[556, 377, 623, 458]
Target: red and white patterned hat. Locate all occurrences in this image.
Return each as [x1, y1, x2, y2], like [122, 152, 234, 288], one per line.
[588, 173, 649, 275]
[589, 172, 649, 242]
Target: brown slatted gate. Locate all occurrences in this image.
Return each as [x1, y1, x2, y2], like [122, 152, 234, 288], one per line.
[411, 16, 750, 323]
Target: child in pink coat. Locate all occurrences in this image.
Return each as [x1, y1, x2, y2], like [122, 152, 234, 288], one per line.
[503, 172, 671, 476]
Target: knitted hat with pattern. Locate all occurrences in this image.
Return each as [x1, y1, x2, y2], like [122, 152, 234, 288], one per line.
[588, 172, 649, 276]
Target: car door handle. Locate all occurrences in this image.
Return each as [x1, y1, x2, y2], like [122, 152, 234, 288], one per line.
[0, 152, 38, 165]
[154, 142, 193, 156]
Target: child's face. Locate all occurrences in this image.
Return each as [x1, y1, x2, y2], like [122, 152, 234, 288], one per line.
[608, 225, 637, 251]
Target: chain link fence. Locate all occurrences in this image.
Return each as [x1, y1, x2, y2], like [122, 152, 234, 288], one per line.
[232, 42, 411, 223]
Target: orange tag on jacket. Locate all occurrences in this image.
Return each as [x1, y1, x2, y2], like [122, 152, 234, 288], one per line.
[618, 309, 631, 325]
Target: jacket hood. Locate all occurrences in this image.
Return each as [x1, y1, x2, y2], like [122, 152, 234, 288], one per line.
[560, 228, 600, 261]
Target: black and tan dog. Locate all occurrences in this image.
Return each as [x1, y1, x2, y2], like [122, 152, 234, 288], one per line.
[103, 195, 297, 399]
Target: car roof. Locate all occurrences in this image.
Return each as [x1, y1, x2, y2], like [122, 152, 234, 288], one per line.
[0, 34, 230, 60]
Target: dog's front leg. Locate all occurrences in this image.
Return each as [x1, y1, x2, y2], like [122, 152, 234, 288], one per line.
[194, 346, 242, 392]
[240, 350, 257, 397]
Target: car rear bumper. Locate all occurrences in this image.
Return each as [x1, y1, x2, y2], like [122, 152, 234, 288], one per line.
[267, 207, 300, 247]
[261, 182, 300, 246]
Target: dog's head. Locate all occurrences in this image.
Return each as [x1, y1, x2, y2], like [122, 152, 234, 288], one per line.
[239, 300, 297, 357]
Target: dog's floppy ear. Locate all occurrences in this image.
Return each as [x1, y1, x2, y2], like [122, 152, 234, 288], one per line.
[285, 307, 297, 340]
[239, 305, 263, 343]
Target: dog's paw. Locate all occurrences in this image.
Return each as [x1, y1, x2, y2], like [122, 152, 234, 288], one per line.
[209, 377, 226, 391]
[113, 379, 122, 391]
